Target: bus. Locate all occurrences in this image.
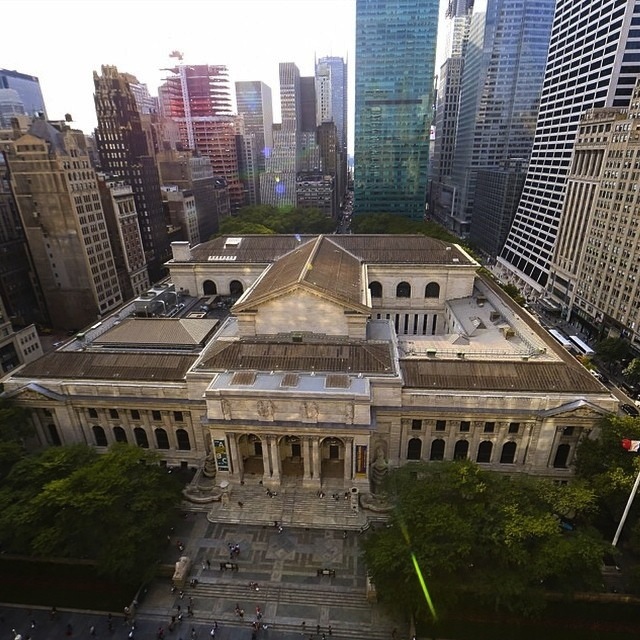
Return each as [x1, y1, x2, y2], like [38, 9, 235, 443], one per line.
[548, 328, 573, 349]
[568, 334, 595, 356]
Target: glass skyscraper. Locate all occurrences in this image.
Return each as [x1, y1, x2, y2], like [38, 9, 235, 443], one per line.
[354, 0, 439, 219]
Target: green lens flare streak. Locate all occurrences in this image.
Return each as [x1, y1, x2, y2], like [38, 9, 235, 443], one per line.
[410, 551, 437, 621]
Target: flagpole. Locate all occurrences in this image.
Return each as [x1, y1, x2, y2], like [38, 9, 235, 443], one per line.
[612, 464, 640, 547]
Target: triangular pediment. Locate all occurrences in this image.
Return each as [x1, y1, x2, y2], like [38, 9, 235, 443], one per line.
[5, 383, 65, 402]
[540, 399, 609, 419]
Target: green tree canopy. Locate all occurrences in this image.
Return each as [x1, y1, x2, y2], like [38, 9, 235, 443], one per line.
[362, 461, 607, 622]
[0, 397, 35, 480]
[350, 213, 460, 243]
[596, 338, 630, 370]
[218, 205, 335, 237]
[623, 358, 640, 386]
[574, 414, 640, 541]
[0, 443, 183, 583]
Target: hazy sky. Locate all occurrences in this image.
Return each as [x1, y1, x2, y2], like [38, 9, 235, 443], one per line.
[4, 0, 447, 153]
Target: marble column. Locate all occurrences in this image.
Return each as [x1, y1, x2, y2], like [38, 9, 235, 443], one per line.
[343, 438, 353, 483]
[228, 433, 242, 479]
[261, 436, 271, 480]
[312, 438, 321, 481]
[269, 436, 281, 485]
[302, 437, 312, 480]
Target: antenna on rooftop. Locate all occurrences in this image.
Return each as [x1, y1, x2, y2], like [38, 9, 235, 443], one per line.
[170, 50, 184, 62]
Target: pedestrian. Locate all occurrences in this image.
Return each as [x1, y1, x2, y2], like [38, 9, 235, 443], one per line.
[206, 559, 211, 570]
[177, 606, 181, 614]
[278, 525, 283, 533]
[274, 520, 279, 528]
[301, 621, 306, 633]
[317, 624, 320, 634]
[30, 621, 36, 630]
[177, 613, 183, 623]
[322, 634, 326, 640]
[190, 628, 196, 640]
[128, 631, 134, 640]
[66, 623, 73, 637]
[179, 591, 184, 600]
[50, 607, 58, 621]
[213, 621, 218, 631]
[238, 501, 244, 507]
[391, 628, 397, 640]
[90, 626, 96, 637]
[187, 605, 193, 617]
[209, 628, 215, 638]
[328, 626, 332, 636]
[342, 530, 347, 539]
[189, 596, 193, 607]
[202, 561, 206, 570]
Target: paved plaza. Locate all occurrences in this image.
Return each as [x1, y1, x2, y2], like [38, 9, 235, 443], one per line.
[0, 483, 406, 640]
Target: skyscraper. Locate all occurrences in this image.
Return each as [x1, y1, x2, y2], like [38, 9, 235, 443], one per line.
[236, 80, 273, 204]
[354, 0, 439, 218]
[159, 64, 245, 212]
[0, 69, 47, 119]
[448, 0, 553, 238]
[94, 65, 170, 283]
[6, 119, 123, 329]
[499, 0, 640, 293]
[315, 56, 348, 204]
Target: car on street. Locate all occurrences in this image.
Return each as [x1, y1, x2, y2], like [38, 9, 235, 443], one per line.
[621, 403, 640, 416]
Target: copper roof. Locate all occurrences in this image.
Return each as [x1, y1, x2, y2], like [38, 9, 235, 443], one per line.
[93, 318, 218, 347]
[186, 234, 474, 266]
[17, 351, 197, 381]
[401, 360, 604, 393]
[198, 339, 394, 374]
[234, 236, 365, 312]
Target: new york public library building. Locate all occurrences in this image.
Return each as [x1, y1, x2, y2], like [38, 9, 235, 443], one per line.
[3, 234, 618, 493]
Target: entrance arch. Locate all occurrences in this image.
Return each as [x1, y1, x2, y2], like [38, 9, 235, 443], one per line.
[321, 436, 345, 479]
[238, 433, 264, 476]
[279, 435, 304, 477]
[203, 280, 217, 295]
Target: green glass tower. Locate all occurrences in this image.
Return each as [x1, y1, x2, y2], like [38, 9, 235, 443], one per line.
[354, 0, 439, 219]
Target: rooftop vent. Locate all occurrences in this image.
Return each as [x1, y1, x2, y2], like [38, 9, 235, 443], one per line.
[224, 237, 242, 249]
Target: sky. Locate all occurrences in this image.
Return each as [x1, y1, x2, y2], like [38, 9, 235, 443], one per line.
[3, 0, 448, 155]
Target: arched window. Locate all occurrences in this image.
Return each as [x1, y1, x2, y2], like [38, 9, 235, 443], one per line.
[134, 427, 149, 448]
[425, 282, 440, 298]
[407, 438, 422, 460]
[476, 441, 493, 463]
[203, 280, 217, 295]
[229, 280, 244, 297]
[396, 282, 411, 298]
[453, 440, 469, 460]
[93, 425, 107, 447]
[113, 426, 127, 443]
[553, 443, 570, 468]
[47, 423, 61, 446]
[176, 428, 191, 450]
[430, 438, 445, 461]
[155, 428, 170, 450]
[500, 441, 517, 464]
[369, 281, 382, 298]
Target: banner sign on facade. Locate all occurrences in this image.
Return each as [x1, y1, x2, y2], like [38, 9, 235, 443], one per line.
[214, 438, 229, 471]
[355, 444, 368, 477]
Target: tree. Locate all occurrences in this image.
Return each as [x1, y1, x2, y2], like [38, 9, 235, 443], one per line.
[596, 338, 629, 371]
[574, 414, 640, 540]
[0, 398, 35, 480]
[623, 358, 640, 386]
[501, 283, 526, 306]
[362, 461, 607, 623]
[350, 213, 461, 243]
[217, 205, 335, 237]
[0, 444, 183, 583]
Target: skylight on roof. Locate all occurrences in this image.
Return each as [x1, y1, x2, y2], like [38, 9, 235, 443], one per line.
[224, 237, 242, 249]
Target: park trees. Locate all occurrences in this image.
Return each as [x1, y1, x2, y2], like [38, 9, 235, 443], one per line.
[0, 397, 34, 480]
[0, 443, 183, 583]
[362, 461, 607, 622]
[595, 337, 629, 372]
[217, 205, 335, 237]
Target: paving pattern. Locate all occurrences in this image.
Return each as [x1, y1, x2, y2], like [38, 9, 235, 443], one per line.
[139, 484, 403, 640]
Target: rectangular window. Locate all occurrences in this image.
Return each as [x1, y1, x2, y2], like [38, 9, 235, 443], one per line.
[563, 426, 575, 436]
[460, 421, 470, 432]
[152, 410, 162, 421]
[508, 422, 520, 434]
[435, 420, 446, 432]
[109, 409, 119, 419]
[131, 409, 140, 421]
[411, 419, 422, 431]
[174, 411, 184, 422]
[88, 408, 98, 419]
[484, 422, 495, 433]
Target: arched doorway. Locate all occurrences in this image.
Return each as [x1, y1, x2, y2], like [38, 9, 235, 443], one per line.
[229, 280, 244, 298]
[321, 437, 345, 478]
[238, 434, 264, 475]
[279, 435, 304, 477]
[203, 280, 217, 295]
